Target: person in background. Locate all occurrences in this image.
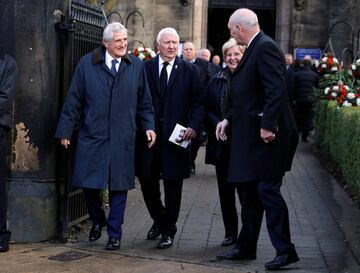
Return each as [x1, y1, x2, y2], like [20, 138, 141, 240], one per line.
[182, 41, 210, 174]
[197, 48, 211, 62]
[292, 59, 319, 142]
[55, 22, 155, 251]
[0, 53, 18, 253]
[199, 48, 222, 77]
[216, 8, 299, 270]
[205, 38, 245, 247]
[136, 28, 204, 249]
[212, 55, 221, 66]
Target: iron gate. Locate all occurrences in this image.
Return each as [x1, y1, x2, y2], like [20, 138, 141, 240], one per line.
[56, 0, 105, 238]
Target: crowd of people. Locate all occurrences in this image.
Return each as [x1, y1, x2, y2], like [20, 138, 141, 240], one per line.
[0, 7, 310, 271]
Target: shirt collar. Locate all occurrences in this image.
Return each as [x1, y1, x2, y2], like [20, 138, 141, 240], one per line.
[247, 30, 260, 47]
[105, 50, 122, 68]
[159, 56, 175, 67]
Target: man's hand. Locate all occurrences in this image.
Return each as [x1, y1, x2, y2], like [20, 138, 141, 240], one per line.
[60, 138, 70, 149]
[182, 127, 197, 140]
[216, 119, 229, 141]
[260, 128, 275, 143]
[146, 130, 156, 148]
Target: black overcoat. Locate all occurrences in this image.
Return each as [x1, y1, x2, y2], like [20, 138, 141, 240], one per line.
[227, 31, 298, 183]
[135, 56, 204, 179]
[55, 47, 154, 190]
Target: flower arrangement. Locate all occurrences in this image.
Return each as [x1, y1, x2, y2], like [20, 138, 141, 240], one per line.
[315, 53, 340, 75]
[350, 59, 360, 79]
[322, 80, 360, 107]
[130, 47, 157, 61]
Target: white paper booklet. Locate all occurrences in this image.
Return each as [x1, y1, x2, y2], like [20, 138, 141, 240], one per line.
[168, 123, 191, 148]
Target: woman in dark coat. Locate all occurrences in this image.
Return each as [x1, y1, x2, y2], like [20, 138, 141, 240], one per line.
[205, 38, 245, 246]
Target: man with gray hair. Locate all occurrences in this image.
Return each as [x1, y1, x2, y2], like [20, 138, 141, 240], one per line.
[136, 27, 204, 249]
[55, 22, 156, 250]
[216, 8, 299, 270]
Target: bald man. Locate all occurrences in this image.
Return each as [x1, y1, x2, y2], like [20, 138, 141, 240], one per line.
[216, 8, 299, 270]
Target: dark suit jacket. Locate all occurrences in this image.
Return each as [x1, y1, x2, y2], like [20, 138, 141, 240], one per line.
[193, 58, 211, 88]
[135, 56, 205, 179]
[204, 68, 230, 165]
[226, 31, 298, 183]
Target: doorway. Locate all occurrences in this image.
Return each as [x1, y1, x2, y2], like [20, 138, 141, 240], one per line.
[207, 6, 276, 61]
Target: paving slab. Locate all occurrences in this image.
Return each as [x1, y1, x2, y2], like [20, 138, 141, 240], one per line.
[1, 143, 360, 273]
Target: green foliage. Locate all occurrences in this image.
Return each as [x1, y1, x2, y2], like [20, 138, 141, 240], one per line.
[315, 100, 360, 197]
[314, 70, 353, 99]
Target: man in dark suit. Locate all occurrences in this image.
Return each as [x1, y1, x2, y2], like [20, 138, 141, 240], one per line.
[198, 48, 221, 77]
[215, 9, 299, 270]
[0, 53, 18, 252]
[136, 28, 204, 249]
[182, 41, 210, 174]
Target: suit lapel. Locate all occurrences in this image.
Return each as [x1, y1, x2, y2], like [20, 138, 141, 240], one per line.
[150, 56, 161, 96]
[168, 56, 180, 89]
[235, 31, 264, 72]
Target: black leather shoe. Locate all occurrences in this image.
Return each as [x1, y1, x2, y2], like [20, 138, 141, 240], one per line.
[216, 248, 256, 260]
[147, 223, 161, 240]
[89, 224, 105, 242]
[221, 236, 236, 246]
[106, 238, 120, 250]
[265, 251, 299, 270]
[157, 235, 173, 249]
[0, 243, 9, 252]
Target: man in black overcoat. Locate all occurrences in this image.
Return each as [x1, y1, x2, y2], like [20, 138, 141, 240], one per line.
[0, 53, 18, 253]
[215, 9, 299, 270]
[135, 28, 204, 249]
[182, 41, 210, 174]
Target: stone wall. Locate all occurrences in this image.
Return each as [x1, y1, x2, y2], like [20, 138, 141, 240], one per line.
[288, 0, 360, 60]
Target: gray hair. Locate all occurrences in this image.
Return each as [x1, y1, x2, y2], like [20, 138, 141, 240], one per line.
[222, 38, 244, 56]
[156, 27, 180, 44]
[230, 8, 259, 29]
[103, 22, 127, 41]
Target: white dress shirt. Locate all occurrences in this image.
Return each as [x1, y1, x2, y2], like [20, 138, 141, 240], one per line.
[247, 30, 260, 48]
[158, 56, 175, 82]
[105, 50, 121, 72]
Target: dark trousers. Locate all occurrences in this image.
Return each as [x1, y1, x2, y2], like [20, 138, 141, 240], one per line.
[215, 160, 238, 238]
[0, 126, 11, 243]
[190, 136, 202, 170]
[83, 188, 127, 239]
[235, 179, 295, 256]
[295, 101, 314, 140]
[139, 177, 183, 237]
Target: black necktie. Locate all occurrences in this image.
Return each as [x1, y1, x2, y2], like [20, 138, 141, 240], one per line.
[111, 59, 118, 76]
[160, 62, 169, 98]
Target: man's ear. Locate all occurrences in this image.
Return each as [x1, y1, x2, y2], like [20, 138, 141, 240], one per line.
[102, 39, 108, 48]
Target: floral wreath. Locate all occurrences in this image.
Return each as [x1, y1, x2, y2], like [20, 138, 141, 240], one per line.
[315, 52, 340, 75]
[130, 47, 157, 61]
[350, 59, 360, 79]
[323, 80, 360, 107]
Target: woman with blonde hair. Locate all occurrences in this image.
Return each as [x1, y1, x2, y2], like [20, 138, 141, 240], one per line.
[205, 38, 245, 246]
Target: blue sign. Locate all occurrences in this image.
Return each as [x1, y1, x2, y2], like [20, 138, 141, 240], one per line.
[294, 48, 323, 60]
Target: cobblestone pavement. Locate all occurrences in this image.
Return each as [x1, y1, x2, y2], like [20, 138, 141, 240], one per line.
[1, 143, 360, 273]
